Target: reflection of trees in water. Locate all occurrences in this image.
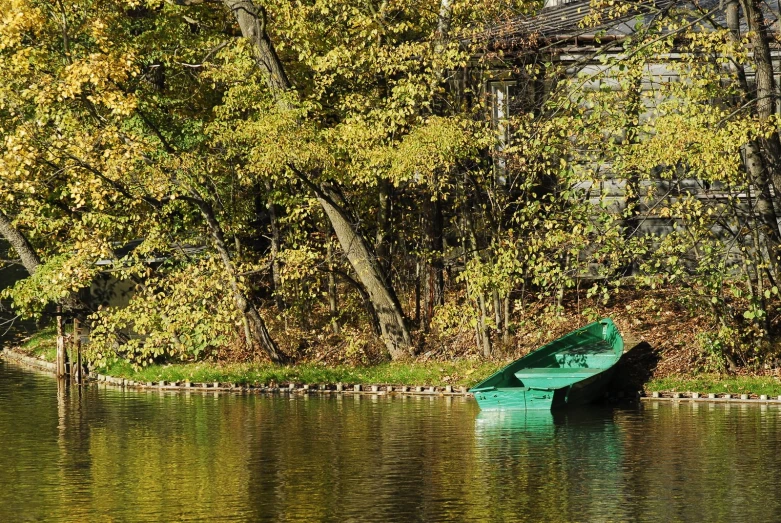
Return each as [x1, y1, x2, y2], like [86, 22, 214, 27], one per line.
[473, 403, 781, 520]
[617, 402, 781, 521]
[7, 367, 781, 521]
[56, 381, 95, 517]
[1, 371, 256, 520]
[83, 391, 255, 520]
[0, 365, 63, 518]
[245, 394, 488, 521]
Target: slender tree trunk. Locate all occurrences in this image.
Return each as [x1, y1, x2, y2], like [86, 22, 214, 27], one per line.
[189, 193, 287, 363]
[422, 196, 444, 332]
[729, 1, 781, 272]
[622, 70, 643, 274]
[477, 293, 492, 357]
[265, 183, 285, 310]
[224, 0, 413, 357]
[415, 0, 451, 334]
[464, 200, 492, 356]
[436, 0, 452, 40]
[503, 295, 511, 344]
[327, 241, 340, 335]
[375, 179, 393, 280]
[743, 143, 781, 260]
[415, 261, 421, 325]
[493, 289, 502, 337]
[417, 0, 451, 333]
[741, 0, 781, 187]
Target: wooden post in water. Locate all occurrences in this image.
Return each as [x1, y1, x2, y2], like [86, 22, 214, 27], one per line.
[55, 305, 68, 378]
[73, 317, 82, 384]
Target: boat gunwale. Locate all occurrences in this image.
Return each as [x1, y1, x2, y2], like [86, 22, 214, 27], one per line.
[470, 318, 623, 394]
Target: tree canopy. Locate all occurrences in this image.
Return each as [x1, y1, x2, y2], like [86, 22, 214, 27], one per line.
[3, 0, 781, 372]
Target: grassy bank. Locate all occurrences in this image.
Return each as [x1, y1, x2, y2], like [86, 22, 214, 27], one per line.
[11, 323, 781, 394]
[646, 375, 781, 397]
[97, 359, 503, 388]
[16, 326, 57, 363]
[12, 330, 502, 387]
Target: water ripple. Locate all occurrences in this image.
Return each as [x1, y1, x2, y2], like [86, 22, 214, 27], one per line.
[2, 361, 781, 521]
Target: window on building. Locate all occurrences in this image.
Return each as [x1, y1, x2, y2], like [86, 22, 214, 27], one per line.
[490, 81, 517, 184]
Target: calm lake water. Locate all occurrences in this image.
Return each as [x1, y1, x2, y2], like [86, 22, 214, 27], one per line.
[2, 360, 781, 521]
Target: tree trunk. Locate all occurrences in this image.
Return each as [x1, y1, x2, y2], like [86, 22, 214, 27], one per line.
[327, 241, 340, 335]
[436, 0, 452, 41]
[622, 70, 643, 271]
[224, 0, 413, 357]
[729, 1, 781, 270]
[317, 185, 412, 359]
[0, 209, 94, 320]
[375, 178, 392, 279]
[493, 289, 502, 337]
[740, 0, 781, 191]
[422, 196, 444, 332]
[0, 209, 41, 274]
[503, 295, 511, 344]
[265, 183, 285, 310]
[743, 142, 781, 261]
[477, 292, 492, 357]
[465, 201, 492, 356]
[189, 193, 288, 363]
[418, 0, 451, 332]
[416, 0, 450, 333]
[223, 0, 292, 105]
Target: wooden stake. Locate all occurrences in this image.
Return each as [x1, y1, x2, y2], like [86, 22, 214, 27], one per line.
[73, 317, 82, 384]
[56, 305, 67, 377]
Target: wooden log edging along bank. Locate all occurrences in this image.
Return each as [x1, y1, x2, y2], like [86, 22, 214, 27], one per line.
[641, 391, 781, 403]
[0, 347, 58, 373]
[0, 348, 474, 397]
[7, 349, 781, 404]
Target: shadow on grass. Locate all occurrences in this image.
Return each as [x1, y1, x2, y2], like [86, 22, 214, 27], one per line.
[608, 341, 659, 395]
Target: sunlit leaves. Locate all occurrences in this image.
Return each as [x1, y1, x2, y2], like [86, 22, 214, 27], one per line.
[3, 253, 100, 316]
[88, 258, 241, 368]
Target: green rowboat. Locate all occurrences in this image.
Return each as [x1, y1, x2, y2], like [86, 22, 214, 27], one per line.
[471, 318, 624, 410]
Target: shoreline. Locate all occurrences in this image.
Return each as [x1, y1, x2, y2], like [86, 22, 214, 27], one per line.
[6, 340, 781, 404]
[0, 347, 474, 397]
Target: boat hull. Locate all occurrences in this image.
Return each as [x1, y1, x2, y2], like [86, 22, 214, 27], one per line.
[471, 319, 623, 411]
[473, 366, 617, 410]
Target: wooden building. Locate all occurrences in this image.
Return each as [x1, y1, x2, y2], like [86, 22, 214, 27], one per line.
[468, 0, 780, 262]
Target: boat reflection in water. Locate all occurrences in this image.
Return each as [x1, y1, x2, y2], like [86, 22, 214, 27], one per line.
[475, 405, 622, 435]
[473, 406, 628, 520]
[474, 408, 556, 437]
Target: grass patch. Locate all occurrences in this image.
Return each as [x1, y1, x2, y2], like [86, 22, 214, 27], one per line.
[647, 374, 781, 396]
[18, 326, 57, 362]
[98, 358, 503, 388]
[12, 327, 504, 387]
